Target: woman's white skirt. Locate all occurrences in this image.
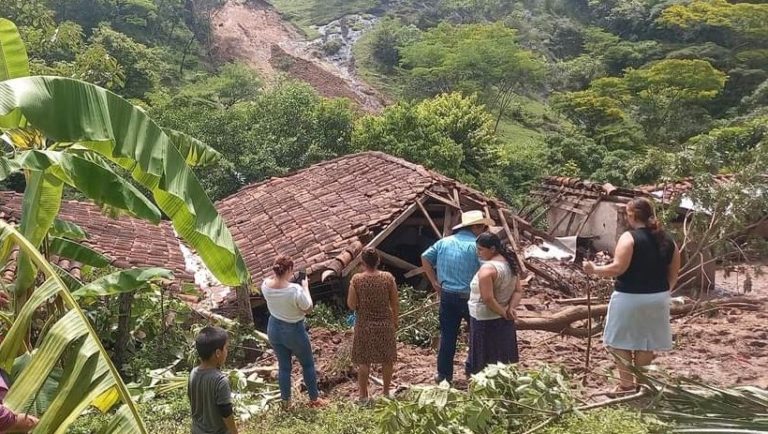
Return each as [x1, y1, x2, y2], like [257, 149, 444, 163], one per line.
[603, 291, 673, 351]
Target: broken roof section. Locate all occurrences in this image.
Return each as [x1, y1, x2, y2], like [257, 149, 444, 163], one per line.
[216, 151, 511, 285]
[522, 176, 646, 235]
[210, 151, 593, 314]
[0, 191, 194, 285]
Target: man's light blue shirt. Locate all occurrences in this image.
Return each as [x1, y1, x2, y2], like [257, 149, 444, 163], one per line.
[421, 229, 481, 295]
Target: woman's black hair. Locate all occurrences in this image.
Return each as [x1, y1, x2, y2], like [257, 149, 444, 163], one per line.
[627, 197, 672, 257]
[476, 232, 518, 275]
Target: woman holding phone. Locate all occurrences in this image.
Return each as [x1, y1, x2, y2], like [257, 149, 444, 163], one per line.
[262, 255, 326, 407]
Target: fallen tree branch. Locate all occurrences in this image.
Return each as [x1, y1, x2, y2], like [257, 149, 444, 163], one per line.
[516, 296, 766, 336]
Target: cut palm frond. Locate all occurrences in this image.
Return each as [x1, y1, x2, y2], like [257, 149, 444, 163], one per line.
[638, 369, 768, 433]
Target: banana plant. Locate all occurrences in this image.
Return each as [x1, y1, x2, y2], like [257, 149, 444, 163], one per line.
[0, 18, 248, 305]
[0, 18, 251, 432]
[0, 221, 150, 433]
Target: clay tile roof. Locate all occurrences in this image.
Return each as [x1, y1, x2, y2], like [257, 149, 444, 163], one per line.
[636, 174, 739, 201]
[217, 151, 456, 284]
[539, 176, 642, 200]
[0, 191, 192, 283]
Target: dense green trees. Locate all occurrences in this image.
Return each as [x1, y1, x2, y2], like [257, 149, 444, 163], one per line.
[400, 22, 546, 131]
[353, 92, 498, 185]
[3, 0, 768, 199]
[151, 75, 356, 200]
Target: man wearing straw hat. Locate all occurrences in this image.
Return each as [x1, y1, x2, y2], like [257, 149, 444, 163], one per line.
[421, 210, 493, 384]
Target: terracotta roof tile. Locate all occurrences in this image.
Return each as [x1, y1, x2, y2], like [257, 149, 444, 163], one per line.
[636, 174, 752, 201]
[536, 176, 646, 201]
[216, 152, 454, 284]
[0, 191, 192, 283]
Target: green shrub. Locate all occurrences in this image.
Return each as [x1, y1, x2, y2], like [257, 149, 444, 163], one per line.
[321, 38, 343, 55]
[306, 301, 350, 331]
[378, 364, 574, 433]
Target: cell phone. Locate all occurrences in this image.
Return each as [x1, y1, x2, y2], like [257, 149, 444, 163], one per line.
[293, 269, 307, 283]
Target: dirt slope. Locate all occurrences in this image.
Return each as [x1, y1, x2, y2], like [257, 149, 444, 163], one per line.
[210, 1, 385, 111]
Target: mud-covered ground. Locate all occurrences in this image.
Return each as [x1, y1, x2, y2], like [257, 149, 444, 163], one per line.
[258, 263, 767, 402]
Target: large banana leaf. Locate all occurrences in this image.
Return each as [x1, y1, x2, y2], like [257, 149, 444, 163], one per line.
[0, 76, 248, 286]
[50, 218, 88, 240]
[0, 19, 28, 128]
[15, 170, 63, 294]
[48, 237, 111, 268]
[72, 267, 173, 298]
[0, 19, 29, 81]
[164, 128, 223, 168]
[0, 155, 20, 180]
[0, 221, 147, 433]
[17, 149, 161, 222]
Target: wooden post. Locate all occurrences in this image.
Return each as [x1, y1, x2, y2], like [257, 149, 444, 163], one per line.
[443, 206, 454, 237]
[498, 207, 528, 276]
[452, 188, 461, 208]
[417, 198, 442, 238]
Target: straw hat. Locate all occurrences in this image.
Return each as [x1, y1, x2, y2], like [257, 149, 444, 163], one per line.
[452, 210, 494, 231]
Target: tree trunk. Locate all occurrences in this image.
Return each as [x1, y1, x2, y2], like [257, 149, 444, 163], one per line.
[114, 291, 134, 375]
[235, 284, 253, 325]
[516, 296, 765, 337]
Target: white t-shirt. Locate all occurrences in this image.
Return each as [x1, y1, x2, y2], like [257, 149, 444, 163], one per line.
[468, 260, 517, 320]
[261, 281, 313, 323]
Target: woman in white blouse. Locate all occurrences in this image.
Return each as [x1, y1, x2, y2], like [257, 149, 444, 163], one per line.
[262, 255, 325, 407]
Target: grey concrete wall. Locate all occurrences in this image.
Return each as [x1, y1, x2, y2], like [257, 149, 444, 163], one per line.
[547, 201, 625, 252]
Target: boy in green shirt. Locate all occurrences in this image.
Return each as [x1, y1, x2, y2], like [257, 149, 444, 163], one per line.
[189, 326, 238, 434]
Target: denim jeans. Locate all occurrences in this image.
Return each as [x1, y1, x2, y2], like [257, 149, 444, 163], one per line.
[437, 291, 471, 382]
[267, 316, 319, 401]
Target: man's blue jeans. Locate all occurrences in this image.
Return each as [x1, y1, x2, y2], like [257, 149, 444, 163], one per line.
[437, 291, 471, 382]
[267, 316, 319, 401]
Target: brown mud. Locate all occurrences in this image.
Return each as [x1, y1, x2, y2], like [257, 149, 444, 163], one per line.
[210, 1, 385, 111]
[257, 264, 767, 402]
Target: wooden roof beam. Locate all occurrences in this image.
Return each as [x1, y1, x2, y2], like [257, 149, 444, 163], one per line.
[424, 190, 461, 209]
[417, 198, 443, 239]
[340, 202, 419, 276]
[375, 249, 418, 271]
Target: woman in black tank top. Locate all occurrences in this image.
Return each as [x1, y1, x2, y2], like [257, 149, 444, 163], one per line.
[583, 198, 681, 396]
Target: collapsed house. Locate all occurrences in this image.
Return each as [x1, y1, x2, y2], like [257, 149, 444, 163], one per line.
[213, 151, 586, 319]
[529, 174, 768, 294]
[526, 177, 642, 253]
[0, 152, 596, 324]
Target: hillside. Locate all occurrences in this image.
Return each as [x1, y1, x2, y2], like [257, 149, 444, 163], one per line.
[265, 0, 768, 189]
[209, 0, 386, 110]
